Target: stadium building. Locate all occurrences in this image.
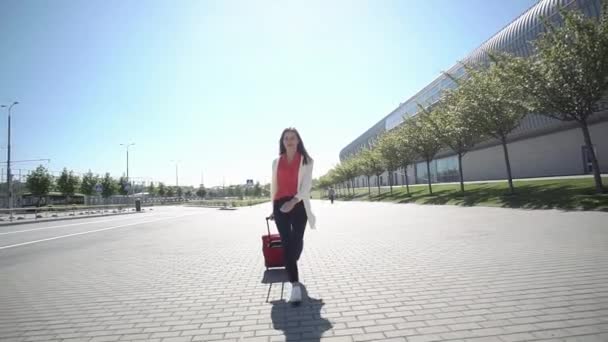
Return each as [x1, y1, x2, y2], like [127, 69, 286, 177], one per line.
[339, 0, 608, 188]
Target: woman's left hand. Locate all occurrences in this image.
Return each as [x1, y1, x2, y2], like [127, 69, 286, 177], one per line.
[280, 199, 297, 213]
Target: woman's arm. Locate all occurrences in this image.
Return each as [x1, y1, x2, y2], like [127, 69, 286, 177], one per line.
[270, 159, 277, 215]
[294, 159, 314, 202]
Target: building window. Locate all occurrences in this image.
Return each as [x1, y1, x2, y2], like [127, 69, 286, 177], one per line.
[415, 155, 459, 184]
[436, 155, 460, 183]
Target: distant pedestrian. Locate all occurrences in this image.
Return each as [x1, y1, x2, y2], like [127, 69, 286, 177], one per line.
[328, 187, 335, 204]
[268, 127, 316, 305]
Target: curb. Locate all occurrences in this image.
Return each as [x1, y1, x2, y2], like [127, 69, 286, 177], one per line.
[0, 210, 148, 227]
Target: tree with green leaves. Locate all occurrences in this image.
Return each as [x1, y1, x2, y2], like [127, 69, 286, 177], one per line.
[359, 147, 385, 195]
[460, 55, 530, 194]
[80, 170, 99, 196]
[377, 131, 402, 194]
[166, 186, 175, 197]
[196, 186, 207, 198]
[253, 182, 262, 197]
[147, 182, 156, 196]
[403, 113, 443, 195]
[424, 86, 481, 193]
[526, 2, 608, 193]
[356, 149, 374, 196]
[26, 165, 53, 206]
[345, 157, 362, 194]
[394, 125, 417, 196]
[117, 176, 129, 196]
[331, 164, 346, 196]
[57, 168, 80, 204]
[177, 187, 184, 198]
[335, 159, 358, 196]
[101, 173, 117, 199]
[158, 182, 166, 197]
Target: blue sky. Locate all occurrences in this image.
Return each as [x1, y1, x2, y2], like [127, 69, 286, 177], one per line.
[0, 0, 538, 187]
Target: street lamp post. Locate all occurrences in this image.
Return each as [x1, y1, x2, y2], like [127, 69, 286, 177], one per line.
[1, 101, 18, 214]
[170, 160, 180, 187]
[120, 143, 135, 195]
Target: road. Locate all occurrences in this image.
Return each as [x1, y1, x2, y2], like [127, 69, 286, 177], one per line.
[1, 202, 607, 342]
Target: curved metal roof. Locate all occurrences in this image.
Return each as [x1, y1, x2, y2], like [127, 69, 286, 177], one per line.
[340, 0, 600, 160]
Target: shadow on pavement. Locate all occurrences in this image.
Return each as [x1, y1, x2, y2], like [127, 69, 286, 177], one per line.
[270, 284, 332, 342]
[262, 269, 290, 303]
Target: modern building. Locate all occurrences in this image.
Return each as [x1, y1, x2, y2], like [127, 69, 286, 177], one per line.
[339, 0, 608, 188]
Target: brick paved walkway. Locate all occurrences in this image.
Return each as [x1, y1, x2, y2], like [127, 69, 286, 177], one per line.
[1, 202, 607, 342]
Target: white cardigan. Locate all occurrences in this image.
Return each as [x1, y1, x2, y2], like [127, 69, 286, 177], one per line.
[271, 156, 317, 229]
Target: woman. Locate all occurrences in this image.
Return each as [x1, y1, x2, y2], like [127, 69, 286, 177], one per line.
[269, 127, 316, 305]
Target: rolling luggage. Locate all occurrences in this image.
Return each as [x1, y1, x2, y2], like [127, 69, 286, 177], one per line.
[262, 216, 284, 269]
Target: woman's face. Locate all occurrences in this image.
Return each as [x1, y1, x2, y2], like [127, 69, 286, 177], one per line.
[283, 131, 300, 151]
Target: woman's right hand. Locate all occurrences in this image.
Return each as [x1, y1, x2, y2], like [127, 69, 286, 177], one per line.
[267, 213, 274, 221]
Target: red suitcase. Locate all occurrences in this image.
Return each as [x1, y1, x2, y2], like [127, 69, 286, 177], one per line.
[263, 217, 284, 269]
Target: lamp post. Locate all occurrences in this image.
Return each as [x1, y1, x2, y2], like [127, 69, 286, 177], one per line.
[120, 143, 135, 195]
[170, 160, 180, 187]
[1, 101, 18, 214]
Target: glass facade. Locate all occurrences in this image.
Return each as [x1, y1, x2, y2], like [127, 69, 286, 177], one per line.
[415, 155, 460, 184]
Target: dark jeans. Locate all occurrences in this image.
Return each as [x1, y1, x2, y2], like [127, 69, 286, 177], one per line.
[273, 196, 308, 283]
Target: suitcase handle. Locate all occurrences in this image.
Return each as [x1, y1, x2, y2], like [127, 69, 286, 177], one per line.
[265, 216, 273, 236]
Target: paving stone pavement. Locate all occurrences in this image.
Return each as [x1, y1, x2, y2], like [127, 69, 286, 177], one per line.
[0, 202, 607, 342]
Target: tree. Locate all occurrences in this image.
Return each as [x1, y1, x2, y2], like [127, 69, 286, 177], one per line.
[253, 182, 262, 197]
[57, 168, 80, 203]
[117, 176, 130, 196]
[394, 125, 417, 196]
[166, 186, 175, 197]
[403, 113, 443, 195]
[357, 149, 374, 196]
[177, 187, 183, 198]
[147, 182, 156, 196]
[80, 170, 99, 196]
[335, 160, 358, 197]
[424, 86, 481, 193]
[377, 131, 402, 194]
[196, 186, 207, 198]
[359, 147, 385, 195]
[526, 3, 608, 193]
[101, 173, 117, 199]
[460, 55, 530, 194]
[26, 165, 53, 206]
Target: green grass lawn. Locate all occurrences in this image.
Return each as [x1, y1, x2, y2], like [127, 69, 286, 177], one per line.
[313, 177, 608, 211]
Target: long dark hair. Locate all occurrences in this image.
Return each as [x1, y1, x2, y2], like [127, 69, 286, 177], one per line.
[279, 127, 312, 165]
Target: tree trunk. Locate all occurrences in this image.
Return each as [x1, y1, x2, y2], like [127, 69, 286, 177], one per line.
[458, 152, 465, 193]
[402, 164, 410, 195]
[426, 159, 433, 195]
[367, 176, 371, 197]
[501, 136, 515, 194]
[376, 174, 381, 195]
[580, 121, 604, 193]
[389, 170, 393, 194]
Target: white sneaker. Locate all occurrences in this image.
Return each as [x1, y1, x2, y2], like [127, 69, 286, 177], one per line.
[289, 283, 302, 304]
